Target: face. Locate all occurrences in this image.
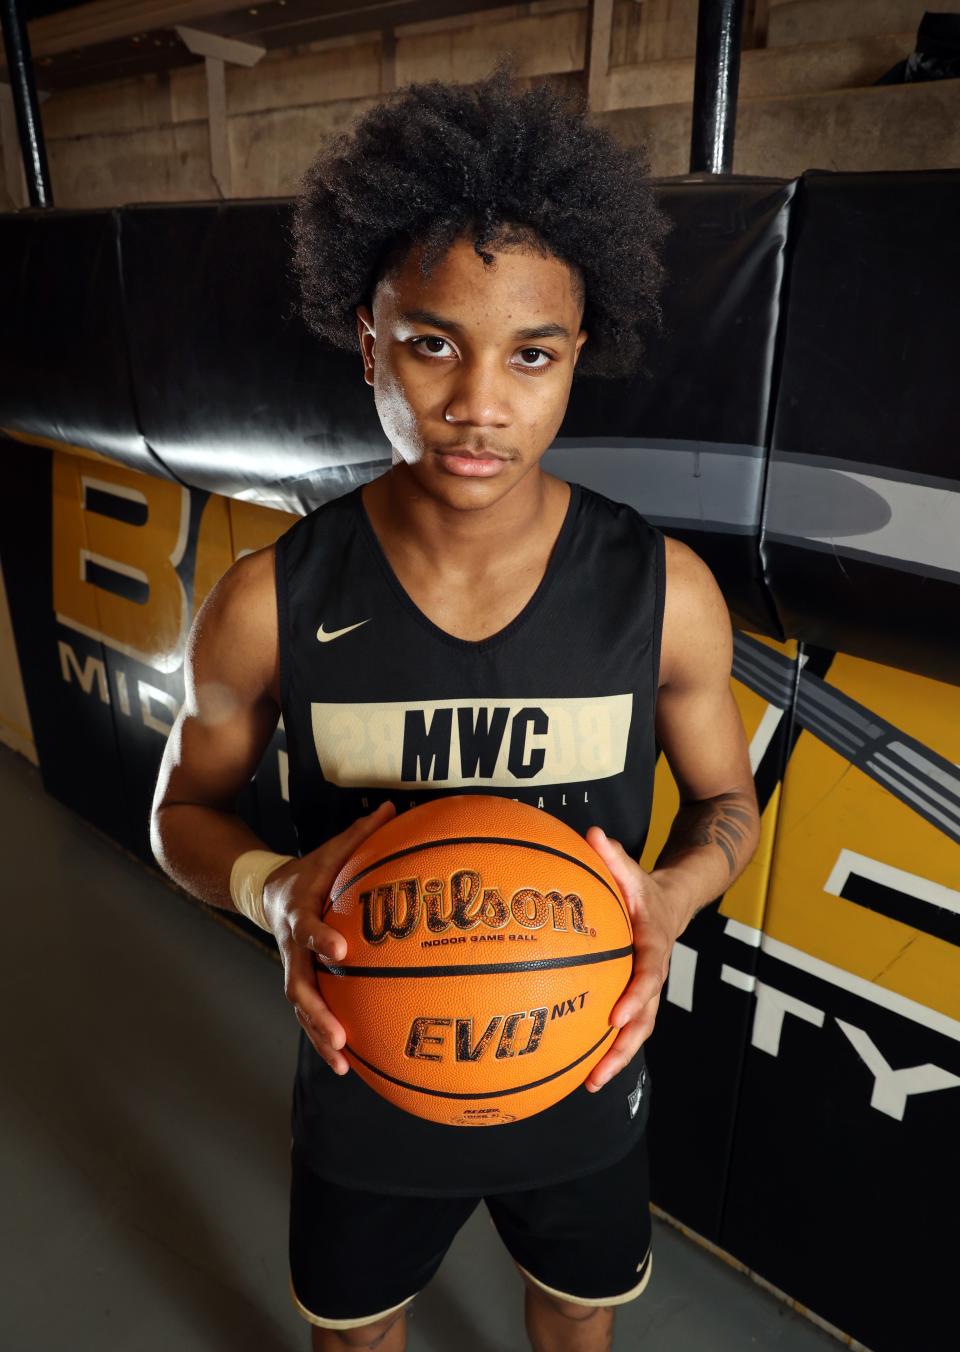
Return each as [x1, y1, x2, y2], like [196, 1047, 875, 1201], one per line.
[355, 233, 587, 511]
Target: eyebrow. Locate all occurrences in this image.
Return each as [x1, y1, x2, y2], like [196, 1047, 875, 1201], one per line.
[399, 308, 572, 341]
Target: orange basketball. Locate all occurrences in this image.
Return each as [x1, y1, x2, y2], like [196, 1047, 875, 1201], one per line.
[318, 794, 633, 1126]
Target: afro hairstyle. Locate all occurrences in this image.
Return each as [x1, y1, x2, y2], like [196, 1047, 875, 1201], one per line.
[288, 61, 670, 379]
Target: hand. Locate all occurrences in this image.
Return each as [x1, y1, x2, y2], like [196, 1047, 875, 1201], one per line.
[263, 801, 396, 1075]
[581, 826, 683, 1093]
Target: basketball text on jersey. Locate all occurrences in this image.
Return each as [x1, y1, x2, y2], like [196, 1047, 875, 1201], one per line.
[310, 695, 633, 788]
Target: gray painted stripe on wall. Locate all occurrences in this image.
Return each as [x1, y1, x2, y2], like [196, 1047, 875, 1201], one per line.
[553, 438, 765, 458]
[732, 635, 960, 846]
[732, 632, 796, 708]
[544, 438, 766, 530]
[763, 460, 960, 580]
[772, 450, 960, 495]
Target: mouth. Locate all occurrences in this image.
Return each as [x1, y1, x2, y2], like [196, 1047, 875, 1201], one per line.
[433, 445, 511, 478]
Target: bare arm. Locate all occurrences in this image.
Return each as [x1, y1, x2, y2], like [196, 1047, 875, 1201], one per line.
[583, 535, 760, 1090]
[150, 545, 284, 911]
[648, 535, 761, 933]
[150, 544, 393, 1075]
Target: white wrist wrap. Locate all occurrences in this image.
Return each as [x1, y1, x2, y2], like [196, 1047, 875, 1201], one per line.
[229, 849, 296, 932]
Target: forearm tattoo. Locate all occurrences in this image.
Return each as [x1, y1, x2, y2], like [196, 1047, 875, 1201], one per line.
[657, 790, 757, 884]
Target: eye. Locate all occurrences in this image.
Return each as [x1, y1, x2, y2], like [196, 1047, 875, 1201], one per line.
[513, 348, 552, 369]
[410, 335, 454, 358]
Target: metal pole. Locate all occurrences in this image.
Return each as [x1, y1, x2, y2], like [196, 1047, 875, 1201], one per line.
[0, 0, 52, 206]
[689, 0, 746, 175]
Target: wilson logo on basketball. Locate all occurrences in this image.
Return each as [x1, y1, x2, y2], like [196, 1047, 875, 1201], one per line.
[359, 868, 594, 944]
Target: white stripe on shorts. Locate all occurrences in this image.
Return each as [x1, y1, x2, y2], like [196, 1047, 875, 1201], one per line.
[288, 1272, 417, 1330]
[515, 1245, 653, 1307]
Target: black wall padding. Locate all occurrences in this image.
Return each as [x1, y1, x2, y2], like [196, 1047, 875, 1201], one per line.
[560, 176, 794, 638]
[120, 200, 391, 508]
[763, 170, 960, 685]
[1, 171, 957, 684]
[0, 208, 176, 480]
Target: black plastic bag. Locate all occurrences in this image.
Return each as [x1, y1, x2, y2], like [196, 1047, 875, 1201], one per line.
[874, 10, 960, 84]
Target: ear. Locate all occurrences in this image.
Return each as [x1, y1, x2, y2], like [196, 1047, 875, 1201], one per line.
[573, 329, 589, 366]
[356, 304, 375, 387]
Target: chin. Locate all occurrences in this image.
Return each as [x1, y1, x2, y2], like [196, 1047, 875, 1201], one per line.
[405, 457, 525, 508]
[430, 478, 512, 512]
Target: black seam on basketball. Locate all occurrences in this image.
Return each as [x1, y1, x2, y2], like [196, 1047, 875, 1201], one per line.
[343, 1026, 617, 1100]
[326, 835, 627, 927]
[321, 944, 633, 979]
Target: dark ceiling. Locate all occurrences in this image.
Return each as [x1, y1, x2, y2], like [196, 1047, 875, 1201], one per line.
[6, 1, 523, 93]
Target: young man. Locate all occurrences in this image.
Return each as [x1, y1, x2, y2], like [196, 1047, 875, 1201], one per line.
[151, 67, 760, 1352]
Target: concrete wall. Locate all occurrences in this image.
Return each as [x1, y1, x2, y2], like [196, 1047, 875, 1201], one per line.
[603, 79, 960, 177]
[766, 0, 928, 48]
[0, 0, 950, 210]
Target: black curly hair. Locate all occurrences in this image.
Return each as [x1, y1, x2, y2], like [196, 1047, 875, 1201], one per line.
[288, 61, 670, 379]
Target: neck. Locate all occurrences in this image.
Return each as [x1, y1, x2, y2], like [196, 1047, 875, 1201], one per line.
[362, 463, 568, 575]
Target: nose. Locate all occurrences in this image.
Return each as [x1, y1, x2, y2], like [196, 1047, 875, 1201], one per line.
[442, 354, 512, 429]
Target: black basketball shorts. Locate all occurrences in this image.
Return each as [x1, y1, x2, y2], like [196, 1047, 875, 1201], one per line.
[288, 1131, 653, 1331]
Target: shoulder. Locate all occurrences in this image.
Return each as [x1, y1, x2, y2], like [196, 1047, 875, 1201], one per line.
[274, 490, 358, 567]
[662, 534, 720, 594]
[572, 483, 662, 552]
[574, 481, 646, 524]
[659, 534, 732, 690]
[188, 543, 280, 702]
[202, 541, 276, 614]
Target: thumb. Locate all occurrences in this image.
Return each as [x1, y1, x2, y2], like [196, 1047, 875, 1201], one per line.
[586, 826, 636, 903]
[329, 799, 396, 867]
[354, 798, 397, 837]
[313, 801, 397, 919]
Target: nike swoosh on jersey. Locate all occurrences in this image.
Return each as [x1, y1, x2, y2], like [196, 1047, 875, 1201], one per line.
[316, 619, 371, 643]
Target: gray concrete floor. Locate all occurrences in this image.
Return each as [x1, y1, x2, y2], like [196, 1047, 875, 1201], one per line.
[1, 743, 843, 1351]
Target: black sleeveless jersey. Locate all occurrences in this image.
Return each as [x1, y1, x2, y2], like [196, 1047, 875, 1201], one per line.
[274, 479, 666, 1196]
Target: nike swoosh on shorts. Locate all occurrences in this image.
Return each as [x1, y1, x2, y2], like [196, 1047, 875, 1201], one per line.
[316, 619, 370, 643]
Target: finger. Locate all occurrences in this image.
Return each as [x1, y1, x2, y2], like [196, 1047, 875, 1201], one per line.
[326, 800, 396, 866]
[584, 1032, 636, 1091]
[284, 946, 347, 1046]
[288, 910, 347, 962]
[288, 977, 344, 1047]
[585, 826, 640, 902]
[309, 803, 398, 913]
[610, 969, 663, 1028]
[294, 1006, 349, 1075]
[584, 1018, 651, 1092]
